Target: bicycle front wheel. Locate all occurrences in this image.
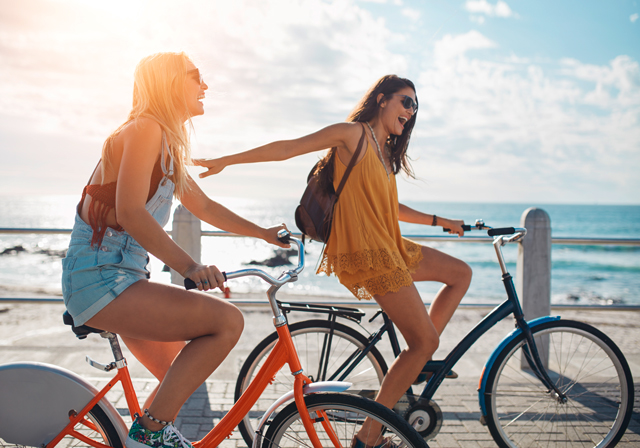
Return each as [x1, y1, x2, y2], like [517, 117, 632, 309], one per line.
[0, 404, 122, 448]
[262, 393, 427, 448]
[235, 319, 387, 446]
[484, 319, 634, 448]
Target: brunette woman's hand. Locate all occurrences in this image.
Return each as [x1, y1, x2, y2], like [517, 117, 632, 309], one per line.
[263, 223, 291, 249]
[441, 218, 466, 237]
[192, 157, 226, 178]
[183, 263, 226, 292]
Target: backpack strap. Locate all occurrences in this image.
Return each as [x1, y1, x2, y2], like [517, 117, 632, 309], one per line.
[334, 122, 366, 198]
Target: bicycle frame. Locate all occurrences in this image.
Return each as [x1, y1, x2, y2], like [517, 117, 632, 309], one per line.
[48, 235, 348, 448]
[45, 332, 140, 448]
[411, 231, 566, 403]
[295, 228, 567, 406]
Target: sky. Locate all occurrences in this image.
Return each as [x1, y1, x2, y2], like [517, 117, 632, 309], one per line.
[0, 0, 639, 205]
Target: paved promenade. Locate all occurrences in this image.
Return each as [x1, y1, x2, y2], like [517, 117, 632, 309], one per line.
[1, 298, 639, 447]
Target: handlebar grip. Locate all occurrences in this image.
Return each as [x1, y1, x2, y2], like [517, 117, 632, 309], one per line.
[442, 224, 471, 232]
[277, 229, 291, 244]
[184, 272, 228, 290]
[487, 227, 516, 236]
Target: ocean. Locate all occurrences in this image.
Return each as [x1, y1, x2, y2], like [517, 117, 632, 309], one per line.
[0, 195, 639, 306]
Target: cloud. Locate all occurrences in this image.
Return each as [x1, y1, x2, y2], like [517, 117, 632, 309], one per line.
[465, 0, 517, 19]
[411, 32, 640, 203]
[631, 13, 639, 23]
[401, 8, 421, 22]
[0, 1, 638, 204]
[0, 0, 409, 197]
[0, 0, 408, 140]
[433, 30, 496, 61]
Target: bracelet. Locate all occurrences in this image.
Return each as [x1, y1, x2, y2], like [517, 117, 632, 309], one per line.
[432, 215, 437, 226]
[144, 408, 173, 427]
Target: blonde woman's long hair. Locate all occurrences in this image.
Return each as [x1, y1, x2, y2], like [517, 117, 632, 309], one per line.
[101, 52, 194, 198]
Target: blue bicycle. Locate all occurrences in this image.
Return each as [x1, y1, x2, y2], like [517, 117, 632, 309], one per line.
[235, 222, 634, 448]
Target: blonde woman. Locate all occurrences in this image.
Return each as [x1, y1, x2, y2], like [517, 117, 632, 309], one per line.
[195, 75, 472, 447]
[61, 52, 287, 447]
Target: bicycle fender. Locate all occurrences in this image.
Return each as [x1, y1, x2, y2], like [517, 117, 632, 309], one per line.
[477, 316, 561, 416]
[251, 381, 352, 448]
[0, 361, 128, 446]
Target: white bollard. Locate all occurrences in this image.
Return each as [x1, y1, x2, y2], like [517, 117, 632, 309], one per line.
[517, 207, 551, 368]
[170, 205, 202, 285]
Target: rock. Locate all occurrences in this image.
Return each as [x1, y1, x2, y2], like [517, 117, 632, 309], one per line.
[0, 245, 27, 255]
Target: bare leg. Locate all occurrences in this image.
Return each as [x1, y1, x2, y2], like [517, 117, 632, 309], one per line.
[86, 280, 244, 431]
[120, 338, 186, 411]
[411, 245, 472, 335]
[356, 283, 438, 445]
[355, 246, 470, 444]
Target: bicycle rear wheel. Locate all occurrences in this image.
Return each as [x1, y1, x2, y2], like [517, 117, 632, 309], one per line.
[235, 319, 387, 446]
[262, 393, 427, 448]
[484, 319, 634, 448]
[0, 404, 122, 448]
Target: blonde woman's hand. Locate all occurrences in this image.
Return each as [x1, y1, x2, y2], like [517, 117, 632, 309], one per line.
[192, 158, 226, 178]
[183, 263, 226, 292]
[263, 223, 291, 249]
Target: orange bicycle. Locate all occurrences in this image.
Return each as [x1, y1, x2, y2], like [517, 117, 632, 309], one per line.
[0, 231, 427, 448]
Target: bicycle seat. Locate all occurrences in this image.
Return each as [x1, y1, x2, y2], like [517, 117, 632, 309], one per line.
[62, 311, 105, 339]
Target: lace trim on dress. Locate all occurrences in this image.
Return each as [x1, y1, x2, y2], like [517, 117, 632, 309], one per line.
[318, 241, 422, 276]
[350, 266, 415, 301]
[317, 240, 423, 300]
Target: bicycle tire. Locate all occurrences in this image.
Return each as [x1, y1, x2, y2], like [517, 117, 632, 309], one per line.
[484, 319, 634, 448]
[261, 393, 428, 448]
[235, 319, 388, 446]
[0, 403, 123, 448]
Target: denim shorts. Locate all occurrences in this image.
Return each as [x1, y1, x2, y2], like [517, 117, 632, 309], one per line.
[62, 213, 150, 326]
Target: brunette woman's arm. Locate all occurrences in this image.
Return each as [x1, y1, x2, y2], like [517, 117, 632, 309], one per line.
[193, 122, 362, 178]
[398, 203, 465, 237]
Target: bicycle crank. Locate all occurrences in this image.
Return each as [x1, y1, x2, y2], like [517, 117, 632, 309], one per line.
[405, 400, 443, 441]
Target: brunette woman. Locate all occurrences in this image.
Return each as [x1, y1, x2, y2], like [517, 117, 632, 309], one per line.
[195, 75, 472, 447]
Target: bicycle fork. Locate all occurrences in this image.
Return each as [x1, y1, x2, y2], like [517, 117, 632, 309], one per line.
[517, 320, 567, 403]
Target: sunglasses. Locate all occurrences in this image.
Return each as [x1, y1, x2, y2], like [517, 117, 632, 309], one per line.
[187, 68, 204, 84]
[392, 94, 418, 113]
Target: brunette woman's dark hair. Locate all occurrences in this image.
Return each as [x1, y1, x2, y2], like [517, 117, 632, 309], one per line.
[315, 74, 417, 193]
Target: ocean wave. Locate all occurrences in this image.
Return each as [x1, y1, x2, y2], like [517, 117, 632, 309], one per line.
[552, 260, 640, 273]
[554, 244, 640, 253]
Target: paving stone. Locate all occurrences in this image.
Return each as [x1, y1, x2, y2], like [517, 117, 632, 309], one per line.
[2, 302, 639, 447]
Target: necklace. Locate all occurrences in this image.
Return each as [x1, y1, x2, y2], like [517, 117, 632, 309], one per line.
[366, 122, 389, 180]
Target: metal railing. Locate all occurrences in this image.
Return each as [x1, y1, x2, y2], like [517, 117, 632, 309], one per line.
[2, 206, 639, 311]
[3, 228, 639, 247]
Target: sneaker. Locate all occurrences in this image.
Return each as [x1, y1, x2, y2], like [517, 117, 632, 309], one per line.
[126, 417, 193, 448]
[351, 435, 401, 448]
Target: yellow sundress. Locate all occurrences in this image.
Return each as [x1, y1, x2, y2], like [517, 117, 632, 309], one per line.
[317, 141, 423, 300]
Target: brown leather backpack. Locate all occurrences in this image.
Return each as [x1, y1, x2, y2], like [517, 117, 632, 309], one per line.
[294, 124, 366, 242]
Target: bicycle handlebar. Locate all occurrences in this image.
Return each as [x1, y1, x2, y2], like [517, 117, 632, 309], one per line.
[184, 229, 305, 291]
[487, 227, 516, 236]
[442, 219, 526, 241]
